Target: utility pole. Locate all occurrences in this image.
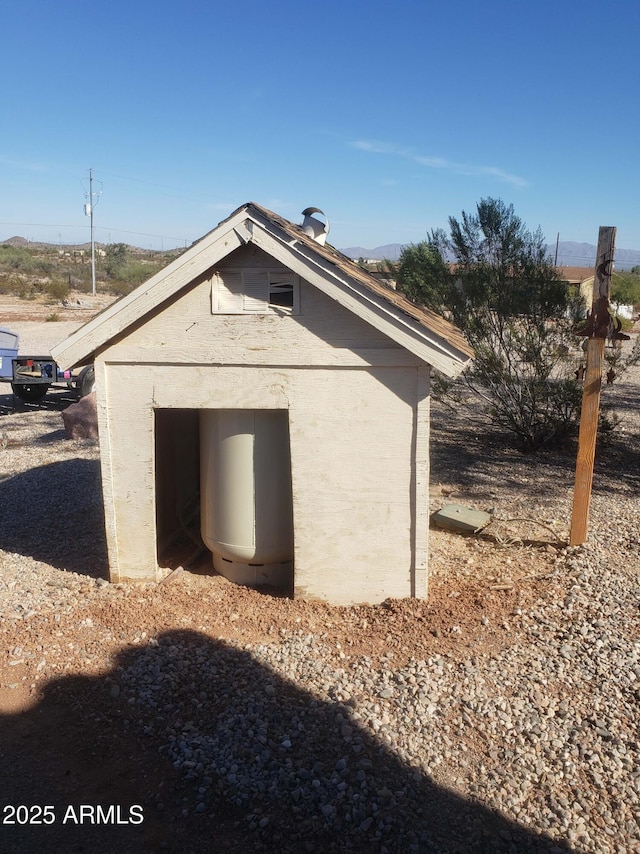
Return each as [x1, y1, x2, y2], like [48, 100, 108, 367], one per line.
[83, 168, 101, 296]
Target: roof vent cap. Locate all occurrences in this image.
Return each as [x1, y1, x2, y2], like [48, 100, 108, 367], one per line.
[301, 207, 330, 245]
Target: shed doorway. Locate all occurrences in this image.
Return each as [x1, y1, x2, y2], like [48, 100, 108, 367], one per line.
[154, 408, 294, 593]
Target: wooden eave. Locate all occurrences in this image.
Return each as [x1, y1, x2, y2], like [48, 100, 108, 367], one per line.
[51, 202, 473, 378]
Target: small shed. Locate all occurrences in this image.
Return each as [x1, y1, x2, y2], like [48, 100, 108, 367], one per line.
[51, 203, 472, 605]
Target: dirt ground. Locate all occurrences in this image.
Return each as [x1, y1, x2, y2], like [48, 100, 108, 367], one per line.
[0, 527, 564, 854]
[0, 291, 114, 324]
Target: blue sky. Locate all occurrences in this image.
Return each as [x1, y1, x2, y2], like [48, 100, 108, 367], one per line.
[1, 0, 639, 254]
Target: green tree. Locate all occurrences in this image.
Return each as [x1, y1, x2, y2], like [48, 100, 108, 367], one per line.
[399, 198, 583, 451]
[394, 241, 449, 306]
[611, 271, 640, 307]
[104, 243, 128, 278]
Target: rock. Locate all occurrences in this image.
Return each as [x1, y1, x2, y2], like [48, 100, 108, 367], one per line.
[61, 392, 98, 440]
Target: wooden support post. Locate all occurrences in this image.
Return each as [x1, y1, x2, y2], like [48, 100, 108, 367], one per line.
[569, 226, 616, 545]
[570, 337, 605, 544]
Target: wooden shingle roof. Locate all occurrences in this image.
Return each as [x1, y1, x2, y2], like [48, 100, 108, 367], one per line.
[240, 203, 473, 361]
[51, 202, 473, 377]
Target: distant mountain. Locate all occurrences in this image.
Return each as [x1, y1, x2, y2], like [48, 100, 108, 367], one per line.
[1, 235, 96, 251]
[0, 236, 162, 254]
[4, 233, 639, 269]
[340, 244, 405, 262]
[340, 241, 640, 270]
[552, 241, 640, 270]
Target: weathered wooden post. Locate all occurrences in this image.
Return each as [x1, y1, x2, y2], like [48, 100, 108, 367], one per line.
[569, 226, 616, 545]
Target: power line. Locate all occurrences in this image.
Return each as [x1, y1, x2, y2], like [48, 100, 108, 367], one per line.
[94, 225, 188, 243]
[0, 220, 189, 245]
[0, 221, 80, 228]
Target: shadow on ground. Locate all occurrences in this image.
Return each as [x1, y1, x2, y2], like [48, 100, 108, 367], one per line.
[0, 630, 572, 854]
[0, 457, 108, 578]
[0, 385, 80, 417]
[429, 389, 640, 502]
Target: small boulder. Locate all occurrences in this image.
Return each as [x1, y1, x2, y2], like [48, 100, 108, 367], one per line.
[62, 392, 98, 440]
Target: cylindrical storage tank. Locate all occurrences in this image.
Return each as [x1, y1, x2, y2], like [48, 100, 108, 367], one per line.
[200, 409, 293, 588]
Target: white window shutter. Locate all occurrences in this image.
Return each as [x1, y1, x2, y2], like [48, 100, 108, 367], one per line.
[242, 271, 269, 312]
[214, 271, 243, 313]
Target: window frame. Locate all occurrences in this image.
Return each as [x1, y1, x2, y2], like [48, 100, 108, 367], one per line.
[211, 269, 300, 315]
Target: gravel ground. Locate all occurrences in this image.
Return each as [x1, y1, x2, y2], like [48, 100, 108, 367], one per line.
[0, 313, 638, 853]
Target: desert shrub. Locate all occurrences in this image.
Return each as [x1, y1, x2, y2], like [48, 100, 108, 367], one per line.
[397, 198, 583, 451]
[0, 275, 16, 294]
[0, 246, 54, 276]
[104, 259, 167, 296]
[44, 279, 71, 303]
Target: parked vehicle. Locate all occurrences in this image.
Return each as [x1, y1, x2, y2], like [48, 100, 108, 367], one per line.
[0, 326, 94, 402]
[0, 327, 19, 381]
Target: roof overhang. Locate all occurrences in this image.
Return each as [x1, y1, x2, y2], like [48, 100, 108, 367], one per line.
[51, 203, 473, 378]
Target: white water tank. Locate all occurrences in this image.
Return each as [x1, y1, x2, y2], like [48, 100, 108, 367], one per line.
[199, 409, 293, 587]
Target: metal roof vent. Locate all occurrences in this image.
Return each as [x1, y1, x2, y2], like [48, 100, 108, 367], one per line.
[301, 207, 330, 245]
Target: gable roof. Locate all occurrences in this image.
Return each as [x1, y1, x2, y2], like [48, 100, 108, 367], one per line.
[51, 202, 473, 377]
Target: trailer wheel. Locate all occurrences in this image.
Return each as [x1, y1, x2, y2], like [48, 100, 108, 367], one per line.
[77, 365, 95, 398]
[12, 383, 50, 403]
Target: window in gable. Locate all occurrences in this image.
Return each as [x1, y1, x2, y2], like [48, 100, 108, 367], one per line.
[268, 276, 295, 308]
[212, 270, 299, 314]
